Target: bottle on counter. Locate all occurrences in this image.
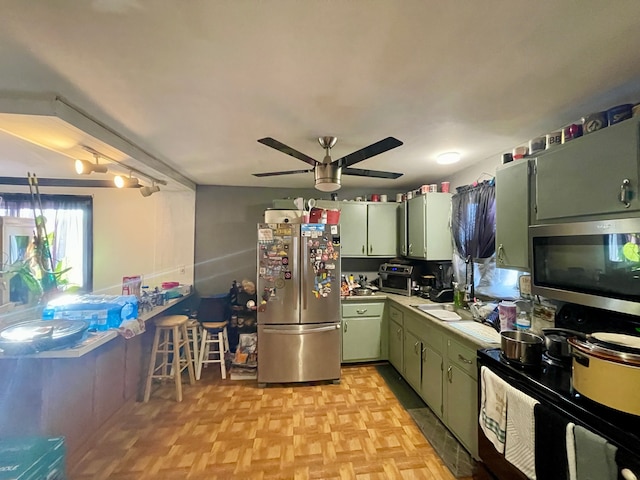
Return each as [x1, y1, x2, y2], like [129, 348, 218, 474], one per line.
[516, 311, 531, 331]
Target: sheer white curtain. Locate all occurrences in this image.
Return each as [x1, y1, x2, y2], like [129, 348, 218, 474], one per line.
[0, 194, 92, 291]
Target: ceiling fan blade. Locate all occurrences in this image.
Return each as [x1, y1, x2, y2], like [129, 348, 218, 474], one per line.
[342, 167, 403, 179]
[334, 137, 403, 168]
[258, 137, 318, 166]
[253, 168, 314, 177]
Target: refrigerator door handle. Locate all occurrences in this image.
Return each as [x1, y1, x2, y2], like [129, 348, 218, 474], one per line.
[301, 231, 307, 311]
[262, 324, 340, 334]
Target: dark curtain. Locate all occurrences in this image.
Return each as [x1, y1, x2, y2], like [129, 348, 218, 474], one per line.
[451, 180, 496, 260]
[0, 193, 93, 292]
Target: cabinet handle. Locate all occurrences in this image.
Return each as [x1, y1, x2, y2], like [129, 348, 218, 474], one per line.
[497, 244, 504, 264]
[447, 365, 453, 383]
[396, 328, 402, 339]
[414, 341, 420, 354]
[369, 245, 373, 254]
[356, 309, 368, 314]
[421, 346, 426, 362]
[362, 245, 365, 254]
[344, 321, 348, 333]
[458, 354, 473, 365]
[408, 243, 413, 254]
[620, 178, 632, 208]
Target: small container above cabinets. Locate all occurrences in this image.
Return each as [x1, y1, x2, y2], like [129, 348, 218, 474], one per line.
[340, 202, 399, 257]
[406, 193, 453, 260]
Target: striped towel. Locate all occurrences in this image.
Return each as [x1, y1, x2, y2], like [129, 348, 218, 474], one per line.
[505, 386, 539, 479]
[567, 422, 577, 480]
[479, 366, 508, 453]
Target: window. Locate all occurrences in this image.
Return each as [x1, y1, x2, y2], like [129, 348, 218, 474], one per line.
[0, 193, 93, 293]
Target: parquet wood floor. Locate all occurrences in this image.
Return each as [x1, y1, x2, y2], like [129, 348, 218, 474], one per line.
[70, 364, 474, 480]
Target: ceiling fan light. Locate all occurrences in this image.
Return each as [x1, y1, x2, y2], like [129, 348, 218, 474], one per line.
[436, 152, 461, 165]
[75, 158, 108, 175]
[315, 163, 342, 192]
[114, 174, 140, 188]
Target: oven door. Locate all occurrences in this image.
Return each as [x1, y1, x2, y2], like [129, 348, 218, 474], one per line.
[530, 219, 640, 316]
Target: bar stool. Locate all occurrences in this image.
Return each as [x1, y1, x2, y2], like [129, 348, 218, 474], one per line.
[197, 321, 229, 380]
[144, 314, 196, 402]
[186, 318, 200, 372]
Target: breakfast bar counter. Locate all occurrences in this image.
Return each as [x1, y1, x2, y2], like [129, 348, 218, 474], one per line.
[0, 294, 194, 466]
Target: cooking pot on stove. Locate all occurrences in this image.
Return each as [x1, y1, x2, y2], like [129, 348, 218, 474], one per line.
[568, 333, 640, 416]
[541, 328, 587, 361]
[500, 330, 544, 366]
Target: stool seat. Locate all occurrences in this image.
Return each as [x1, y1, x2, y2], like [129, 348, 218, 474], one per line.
[201, 320, 228, 330]
[144, 314, 195, 402]
[155, 314, 189, 328]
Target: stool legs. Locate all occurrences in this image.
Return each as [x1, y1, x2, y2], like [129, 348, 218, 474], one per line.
[144, 322, 196, 402]
[196, 327, 228, 380]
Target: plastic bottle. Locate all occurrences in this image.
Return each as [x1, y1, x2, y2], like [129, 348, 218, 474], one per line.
[516, 311, 531, 331]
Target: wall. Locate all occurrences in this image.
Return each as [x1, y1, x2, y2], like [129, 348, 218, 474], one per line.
[0, 184, 195, 295]
[194, 185, 404, 296]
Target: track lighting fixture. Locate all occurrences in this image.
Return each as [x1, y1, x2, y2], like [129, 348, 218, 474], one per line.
[75, 155, 108, 175]
[82, 146, 167, 191]
[140, 183, 161, 197]
[114, 173, 140, 188]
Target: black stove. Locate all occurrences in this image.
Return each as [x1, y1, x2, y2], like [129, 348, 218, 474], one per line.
[479, 346, 640, 467]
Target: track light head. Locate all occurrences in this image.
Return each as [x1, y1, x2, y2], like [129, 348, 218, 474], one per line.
[114, 174, 140, 188]
[75, 158, 108, 175]
[140, 184, 161, 197]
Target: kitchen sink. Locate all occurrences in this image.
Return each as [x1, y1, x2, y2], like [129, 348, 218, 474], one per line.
[412, 303, 456, 312]
[412, 303, 461, 321]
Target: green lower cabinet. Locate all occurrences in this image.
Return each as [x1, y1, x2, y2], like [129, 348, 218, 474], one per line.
[420, 344, 444, 418]
[388, 317, 404, 372]
[403, 329, 422, 391]
[444, 338, 479, 458]
[341, 316, 382, 362]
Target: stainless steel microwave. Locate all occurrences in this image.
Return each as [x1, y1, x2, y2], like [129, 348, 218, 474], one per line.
[529, 218, 640, 316]
[378, 263, 415, 296]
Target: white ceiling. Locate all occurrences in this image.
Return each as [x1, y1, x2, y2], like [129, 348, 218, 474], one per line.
[1, 0, 640, 191]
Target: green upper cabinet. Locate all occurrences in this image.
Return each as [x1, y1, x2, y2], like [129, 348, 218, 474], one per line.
[534, 117, 640, 221]
[340, 202, 398, 257]
[495, 160, 531, 270]
[398, 201, 408, 257]
[406, 193, 453, 260]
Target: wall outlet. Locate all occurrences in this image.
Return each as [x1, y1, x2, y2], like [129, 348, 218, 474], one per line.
[179, 265, 186, 275]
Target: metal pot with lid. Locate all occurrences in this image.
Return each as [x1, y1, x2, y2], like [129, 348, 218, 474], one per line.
[569, 332, 640, 416]
[541, 328, 587, 362]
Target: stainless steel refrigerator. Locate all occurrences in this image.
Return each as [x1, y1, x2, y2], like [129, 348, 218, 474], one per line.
[257, 223, 341, 384]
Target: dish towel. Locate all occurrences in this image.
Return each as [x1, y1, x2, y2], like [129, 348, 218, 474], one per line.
[574, 425, 618, 480]
[505, 385, 539, 479]
[566, 422, 577, 480]
[534, 403, 569, 480]
[479, 366, 508, 453]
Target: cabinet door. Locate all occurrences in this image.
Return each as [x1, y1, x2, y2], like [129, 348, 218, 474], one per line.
[496, 160, 531, 270]
[398, 201, 408, 256]
[535, 117, 640, 220]
[421, 343, 443, 418]
[367, 203, 398, 256]
[403, 329, 422, 391]
[388, 318, 403, 372]
[424, 193, 453, 260]
[339, 203, 368, 256]
[342, 317, 382, 362]
[446, 364, 478, 457]
[407, 196, 426, 258]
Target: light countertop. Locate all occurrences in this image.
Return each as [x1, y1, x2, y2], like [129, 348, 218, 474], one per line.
[0, 293, 192, 359]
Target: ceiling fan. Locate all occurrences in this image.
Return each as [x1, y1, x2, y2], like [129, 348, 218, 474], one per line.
[253, 136, 404, 192]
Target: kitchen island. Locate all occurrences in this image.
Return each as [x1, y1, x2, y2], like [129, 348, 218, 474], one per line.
[0, 293, 194, 465]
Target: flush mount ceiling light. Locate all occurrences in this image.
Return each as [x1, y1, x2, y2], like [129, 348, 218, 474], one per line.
[436, 152, 461, 165]
[114, 173, 140, 188]
[140, 183, 161, 197]
[75, 154, 108, 175]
